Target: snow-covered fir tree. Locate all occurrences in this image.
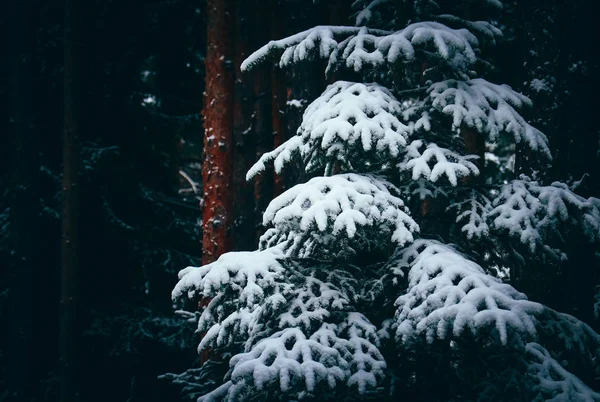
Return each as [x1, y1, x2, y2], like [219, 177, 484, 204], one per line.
[166, 1, 600, 400]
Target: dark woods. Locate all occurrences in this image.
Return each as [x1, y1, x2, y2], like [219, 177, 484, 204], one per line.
[1, 0, 598, 401]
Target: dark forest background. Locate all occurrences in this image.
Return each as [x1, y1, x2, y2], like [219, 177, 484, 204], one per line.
[1, 0, 598, 401]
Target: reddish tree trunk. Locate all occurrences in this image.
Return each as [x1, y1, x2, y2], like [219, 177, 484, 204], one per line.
[461, 125, 485, 184]
[202, 0, 235, 264]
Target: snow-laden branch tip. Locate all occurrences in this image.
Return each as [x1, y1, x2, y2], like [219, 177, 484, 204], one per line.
[525, 342, 600, 401]
[447, 190, 491, 239]
[241, 22, 480, 78]
[400, 140, 480, 186]
[240, 26, 388, 72]
[489, 177, 600, 252]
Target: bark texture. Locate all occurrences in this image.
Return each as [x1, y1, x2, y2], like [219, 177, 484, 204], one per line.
[202, 0, 235, 264]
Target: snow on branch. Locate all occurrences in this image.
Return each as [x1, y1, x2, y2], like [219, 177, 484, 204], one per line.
[434, 14, 503, 44]
[205, 313, 385, 401]
[525, 342, 600, 402]
[331, 22, 478, 77]
[240, 26, 388, 72]
[241, 23, 481, 78]
[393, 240, 543, 346]
[399, 178, 448, 202]
[352, 0, 392, 28]
[405, 79, 551, 157]
[172, 249, 288, 352]
[400, 140, 480, 186]
[177, 258, 386, 401]
[259, 174, 419, 259]
[536, 309, 600, 370]
[488, 177, 600, 252]
[353, 0, 504, 32]
[447, 189, 491, 239]
[247, 81, 410, 178]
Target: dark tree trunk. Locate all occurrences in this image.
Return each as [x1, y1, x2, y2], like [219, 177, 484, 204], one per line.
[251, 4, 273, 239]
[325, 0, 350, 26]
[565, 242, 596, 327]
[60, 0, 80, 399]
[461, 126, 485, 184]
[271, 2, 287, 197]
[232, 0, 257, 251]
[158, 2, 187, 187]
[202, 0, 235, 264]
[253, 65, 273, 239]
[6, 0, 38, 400]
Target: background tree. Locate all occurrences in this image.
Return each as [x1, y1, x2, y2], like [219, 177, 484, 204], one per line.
[60, 0, 80, 399]
[6, 0, 39, 400]
[201, 0, 236, 264]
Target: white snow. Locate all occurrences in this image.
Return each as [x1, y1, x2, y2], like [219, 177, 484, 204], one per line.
[489, 177, 600, 252]
[330, 22, 478, 78]
[401, 140, 479, 186]
[175, 257, 386, 400]
[404, 79, 552, 158]
[259, 173, 419, 258]
[393, 240, 543, 346]
[247, 81, 410, 178]
[526, 342, 600, 401]
[242, 22, 481, 79]
[447, 190, 491, 239]
[241, 25, 388, 73]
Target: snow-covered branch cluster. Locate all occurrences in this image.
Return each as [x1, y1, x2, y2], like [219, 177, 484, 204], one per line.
[259, 174, 419, 259]
[353, 0, 503, 43]
[403, 79, 551, 158]
[174, 256, 387, 400]
[243, 22, 482, 79]
[447, 189, 491, 239]
[247, 82, 409, 177]
[489, 177, 600, 252]
[525, 342, 600, 401]
[401, 140, 479, 185]
[391, 240, 543, 346]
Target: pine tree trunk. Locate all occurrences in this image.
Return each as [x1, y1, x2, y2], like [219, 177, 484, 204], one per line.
[232, 0, 256, 251]
[7, 0, 38, 399]
[61, 0, 80, 399]
[566, 242, 596, 326]
[202, 0, 235, 264]
[461, 125, 485, 184]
